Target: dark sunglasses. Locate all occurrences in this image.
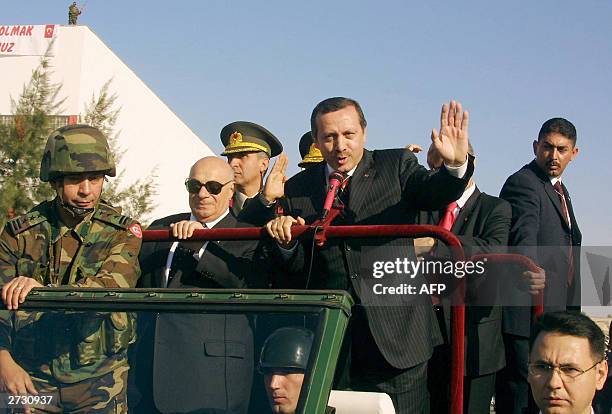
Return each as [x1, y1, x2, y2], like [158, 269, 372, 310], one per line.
[184, 178, 233, 195]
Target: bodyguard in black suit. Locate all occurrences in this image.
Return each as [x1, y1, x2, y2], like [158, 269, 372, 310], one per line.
[131, 157, 268, 414]
[264, 97, 474, 413]
[497, 118, 581, 414]
[418, 143, 511, 413]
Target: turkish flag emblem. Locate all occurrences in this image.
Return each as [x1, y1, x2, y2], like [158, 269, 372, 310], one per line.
[128, 223, 143, 239]
[44, 25, 55, 38]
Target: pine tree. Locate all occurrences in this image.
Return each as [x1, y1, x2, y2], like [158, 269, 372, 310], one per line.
[83, 80, 157, 224]
[0, 57, 64, 218]
[0, 61, 157, 226]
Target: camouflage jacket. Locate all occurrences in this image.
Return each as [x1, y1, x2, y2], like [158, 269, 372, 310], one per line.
[0, 199, 142, 383]
[68, 5, 81, 18]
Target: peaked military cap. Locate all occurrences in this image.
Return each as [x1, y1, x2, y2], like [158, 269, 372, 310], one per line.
[220, 121, 282, 158]
[298, 131, 324, 168]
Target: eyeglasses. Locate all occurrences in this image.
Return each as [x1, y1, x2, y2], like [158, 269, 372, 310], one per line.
[528, 359, 604, 382]
[184, 178, 233, 195]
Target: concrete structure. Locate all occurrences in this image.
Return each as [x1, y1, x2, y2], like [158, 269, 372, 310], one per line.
[0, 24, 213, 221]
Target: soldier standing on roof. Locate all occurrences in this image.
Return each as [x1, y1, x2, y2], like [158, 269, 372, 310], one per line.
[0, 124, 142, 413]
[68, 2, 82, 25]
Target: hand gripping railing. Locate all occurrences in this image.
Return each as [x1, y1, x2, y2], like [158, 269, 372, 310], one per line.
[144, 225, 544, 414]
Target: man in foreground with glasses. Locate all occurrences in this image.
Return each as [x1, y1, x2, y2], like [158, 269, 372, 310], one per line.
[528, 311, 608, 414]
[133, 156, 268, 413]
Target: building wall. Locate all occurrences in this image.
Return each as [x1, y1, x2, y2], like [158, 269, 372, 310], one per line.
[0, 25, 213, 221]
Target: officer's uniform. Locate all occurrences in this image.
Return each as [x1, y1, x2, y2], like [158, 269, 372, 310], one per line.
[0, 125, 142, 414]
[68, 3, 81, 25]
[220, 121, 283, 217]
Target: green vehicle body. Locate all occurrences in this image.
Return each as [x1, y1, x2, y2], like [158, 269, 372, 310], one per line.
[12, 288, 353, 414]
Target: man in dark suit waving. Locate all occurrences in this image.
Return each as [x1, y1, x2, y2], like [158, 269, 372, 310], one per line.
[419, 142, 511, 414]
[497, 118, 581, 414]
[132, 156, 267, 414]
[264, 97, 474, 413]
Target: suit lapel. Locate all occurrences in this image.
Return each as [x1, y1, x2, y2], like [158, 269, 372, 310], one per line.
[528, 161, 569, 232]
[348, 150, 376, 218]
[206, 212, 237, 250]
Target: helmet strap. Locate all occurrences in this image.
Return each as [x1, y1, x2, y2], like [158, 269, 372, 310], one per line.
[55, 195, 94, 220]
[53, 179, 96, 224]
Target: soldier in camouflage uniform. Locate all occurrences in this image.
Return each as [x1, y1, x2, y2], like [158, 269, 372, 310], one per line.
[0, 125, 142, 413]
[68, 2, 81, 25]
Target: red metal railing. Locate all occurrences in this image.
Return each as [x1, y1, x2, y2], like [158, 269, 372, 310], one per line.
[143, 224, 543, 414]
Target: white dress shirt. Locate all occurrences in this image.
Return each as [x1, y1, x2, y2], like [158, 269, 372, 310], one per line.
[450, 182, 476, 218]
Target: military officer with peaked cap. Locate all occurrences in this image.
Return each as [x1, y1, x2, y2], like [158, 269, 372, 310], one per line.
[297, 132, 324, 169]
[0, 124, 142, 413]
[220, 121, 286, 218]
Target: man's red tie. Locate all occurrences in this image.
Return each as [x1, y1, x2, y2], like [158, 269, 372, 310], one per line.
[553, 181, 574, 284]
[439, 201, 459, 231]
[553, 182, 570, 225]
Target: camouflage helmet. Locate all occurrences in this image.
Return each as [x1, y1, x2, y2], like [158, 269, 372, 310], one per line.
[40, 124, 116, 182]
[259, 327, 314, 374]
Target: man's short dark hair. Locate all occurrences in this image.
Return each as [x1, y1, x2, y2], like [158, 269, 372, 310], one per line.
[537, 117, 577, 144]
[530, 311, 606, 361]
[310, 97, 367, 139]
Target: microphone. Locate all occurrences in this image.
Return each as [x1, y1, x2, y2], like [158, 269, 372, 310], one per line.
[321, 171, 345, 219]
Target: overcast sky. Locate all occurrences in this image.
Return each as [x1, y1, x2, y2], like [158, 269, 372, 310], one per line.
[3, 1, 612, 247]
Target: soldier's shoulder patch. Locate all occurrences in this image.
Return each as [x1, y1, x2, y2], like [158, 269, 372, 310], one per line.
[6, 210, 47, 236]
[128, 223, 142, 238]
[93, 205, 137, 230]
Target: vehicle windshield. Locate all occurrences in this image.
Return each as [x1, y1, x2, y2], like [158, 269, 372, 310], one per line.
[0, 289, 351, 414]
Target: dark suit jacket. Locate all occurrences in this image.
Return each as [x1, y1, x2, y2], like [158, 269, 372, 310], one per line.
[259, 149, 473, 369]
[499, 160, 582, 337]
[132, 212, 268, 414]
[419, 187, 511, 376]
[139, 212, 268, 289]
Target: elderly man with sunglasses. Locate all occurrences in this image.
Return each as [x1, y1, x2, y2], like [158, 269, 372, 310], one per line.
[132, 156, 269, 414]
[528, 311, 608, 414]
